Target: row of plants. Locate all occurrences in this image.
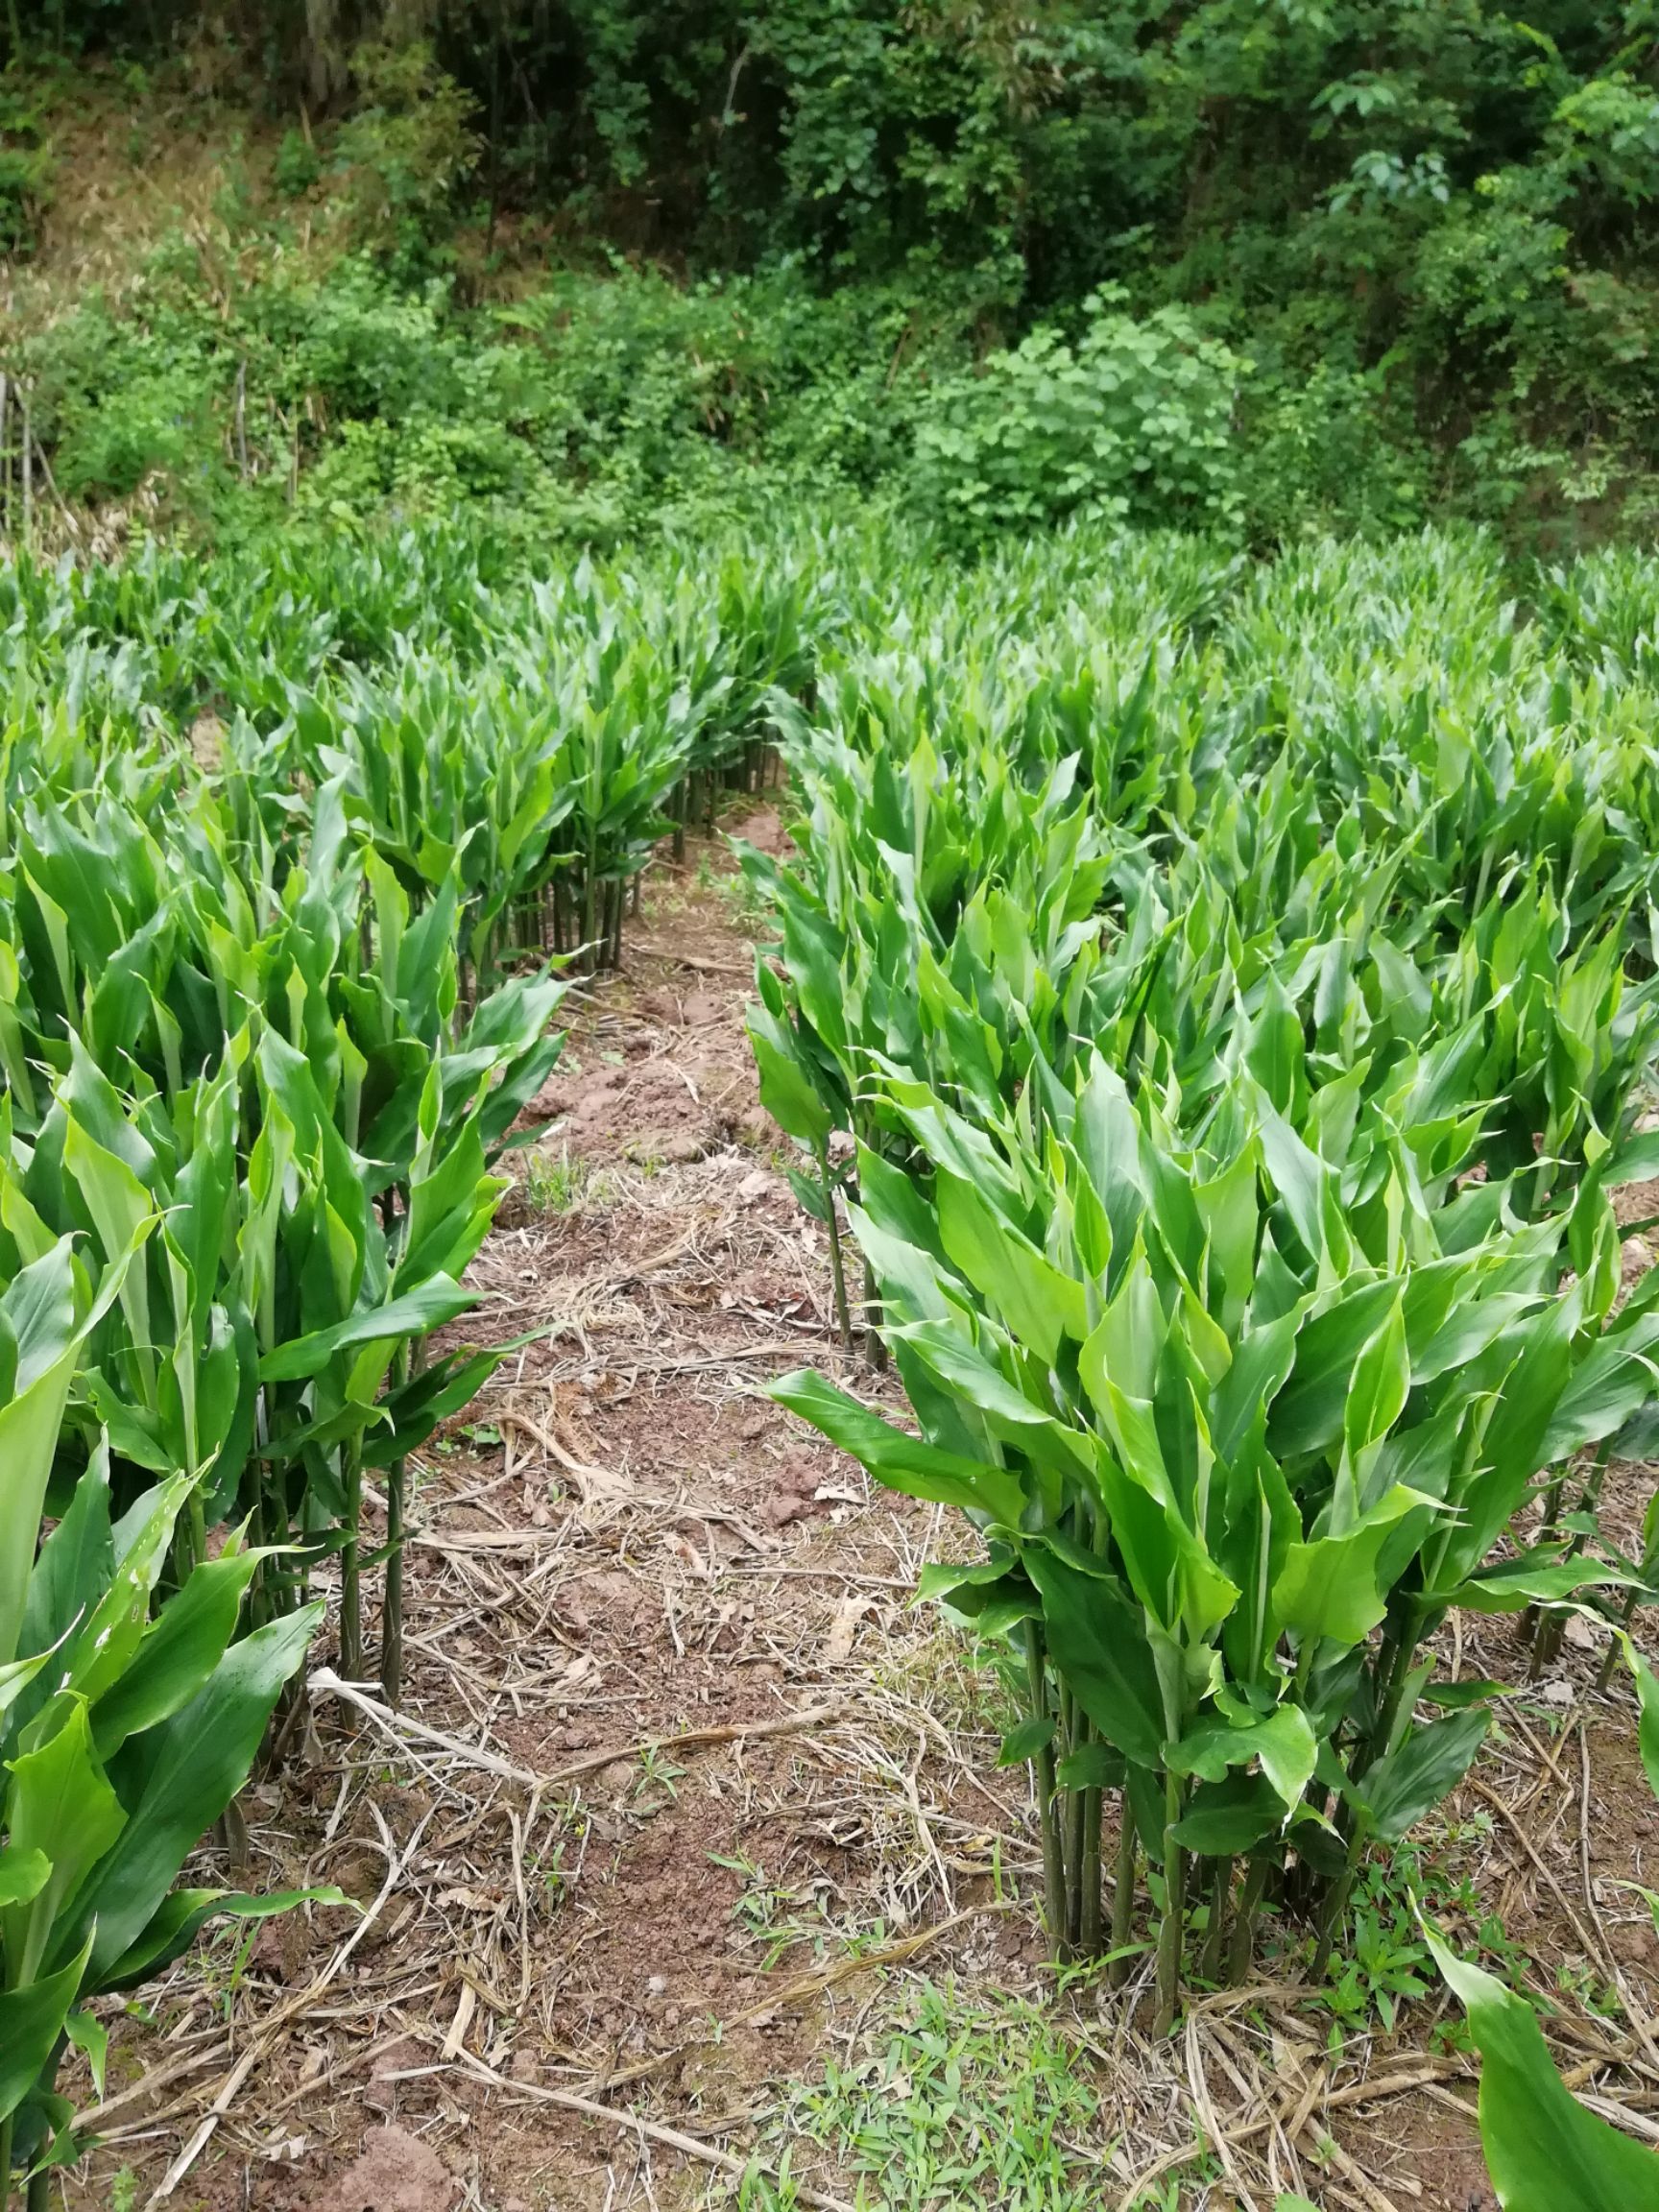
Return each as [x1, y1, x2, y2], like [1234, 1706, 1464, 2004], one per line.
[0, 526, 826, 2197]
[744, 528, 1659, 2199]
[0, 766, 563, 2196]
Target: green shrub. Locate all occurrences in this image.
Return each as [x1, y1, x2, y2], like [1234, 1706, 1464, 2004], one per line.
[273, 126, 322, 199]
[332, 38, 482, 277]
[0, 84, 52, 256]
[1237, 363, 1431, 541]
[910, 293, 1249, 542]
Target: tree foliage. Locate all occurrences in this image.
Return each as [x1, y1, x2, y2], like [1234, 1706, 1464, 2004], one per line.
[10, 2, 1659, 538]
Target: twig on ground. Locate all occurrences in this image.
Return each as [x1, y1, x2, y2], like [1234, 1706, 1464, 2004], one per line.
[310, 1667, 839, 1791]
[146, 1806, 434, 2204]
[544, 1699, 841, 1785]
[1471, 1775, 1659, 2080]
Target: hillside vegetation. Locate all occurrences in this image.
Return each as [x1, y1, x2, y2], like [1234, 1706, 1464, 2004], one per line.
[6, 4, 1659, 551]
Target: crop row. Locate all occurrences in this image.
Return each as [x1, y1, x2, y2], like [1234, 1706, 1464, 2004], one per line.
[747, 528, 1659, 2135]
[0, 528, 817, 2199]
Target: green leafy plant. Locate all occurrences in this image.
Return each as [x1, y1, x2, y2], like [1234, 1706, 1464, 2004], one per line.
[773, 1050, 1644, 2027]
[1428, 1935, 1659, 2210]
[0, 1238, 336, 2201]
[911, 294, 1250, 542]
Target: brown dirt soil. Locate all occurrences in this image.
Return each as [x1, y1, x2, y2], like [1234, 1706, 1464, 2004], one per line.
[304, 2127, 460, 2212]
[58, 806, 1659, 2212]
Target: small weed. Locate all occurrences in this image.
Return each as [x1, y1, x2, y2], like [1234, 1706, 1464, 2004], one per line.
[709, 1849, 840, 1968]
[873, 1612, 1019, 1743]
[1556, 1958, 1624, 2021]
[632, 1746, 686, 1810]
[539, 1841, 571, 1901]
[710, 1981, 1115, 2211]
[523, 1147, 589, 1214]
[716, 871, 770, 934]
[1311, 1830, 1523, 2044]
[198, 1914, 263, 2025]
[527, 1801, 589, 1906]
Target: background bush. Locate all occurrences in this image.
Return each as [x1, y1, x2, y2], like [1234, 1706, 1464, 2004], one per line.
[910, 294, 1248, 541]
[10, 2, 1659, 550]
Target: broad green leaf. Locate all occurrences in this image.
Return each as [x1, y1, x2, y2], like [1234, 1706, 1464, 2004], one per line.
[937, 1170, 1087, 1363]
[1023, 1543, 1166, 1770]
[1170, 1769, 1286, 1856]
[1342, 1293, 1409, 1472]
[1, 1699, 126, 1987]
[1272, 1486, 1435, 1647]
[258, 1277, 477, 1381]
[1447, 1560, 1639, 1615]
[19, 1446, 114, 1691]
[1428, 1932, 1659, 2209]
[998, 1717, 1055, 1767]
[0, 1252, 82, 1672]
[1055, 1740, 1125, 1791]
[64, 2007, 108, 2099]
[1167, 1702, 1317, 1814]
[769, 1369, 1027, 1523]
[746, 1006, 833, 1150]
[95, 1885, 350, 1994]
[89, 1547, 265, 1757]
[73, 1603, 322, 1984]
[0, 1845, 51, 1908]
[1626, 1639, 1659, 1805]
[0, 1936, 94, 2123]
[1359, 1708, 1491, 1843]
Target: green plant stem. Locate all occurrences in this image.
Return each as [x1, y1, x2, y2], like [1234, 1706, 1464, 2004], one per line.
[1079, 1757, 1103, 1958]
[1362, 1599, 1424, 1779]
[380, 1340, 415, 1708]
[340, 1449, 364, 1683]
[817, 1145, 854, 1349]
[1109, 1795, 1137, 1987]
[1024, 1622, 1068, 1960]
[23, 2161, 46, 2212]
[1523, 1443, 1610, 1650]
[1311, 1821, 1367, 1984]
[1154, 1778, 1186, 2035]
[1154, 1841, 1186, 2035]
[381, 1452, 405, 1702]
[1533, 1442, 1616, 1675]
[1312, 1617, 1421, 1984]
[862, 1259, 887, 1372]
[1227, 1852, 1273, 1984]
[186, 1481, 207, 1572]
[1597, 1585, 1642, 1694]
[1522, 1478, 1571, 1648]
[1200, 1855, 1234, 1984]
[1, 2112, 12, 2212]
[1058, 1680, 1083, 1952]
[219, 1791, 250, 1875]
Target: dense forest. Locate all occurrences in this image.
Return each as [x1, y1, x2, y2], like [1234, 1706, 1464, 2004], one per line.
[6, 2, 1659, 547]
